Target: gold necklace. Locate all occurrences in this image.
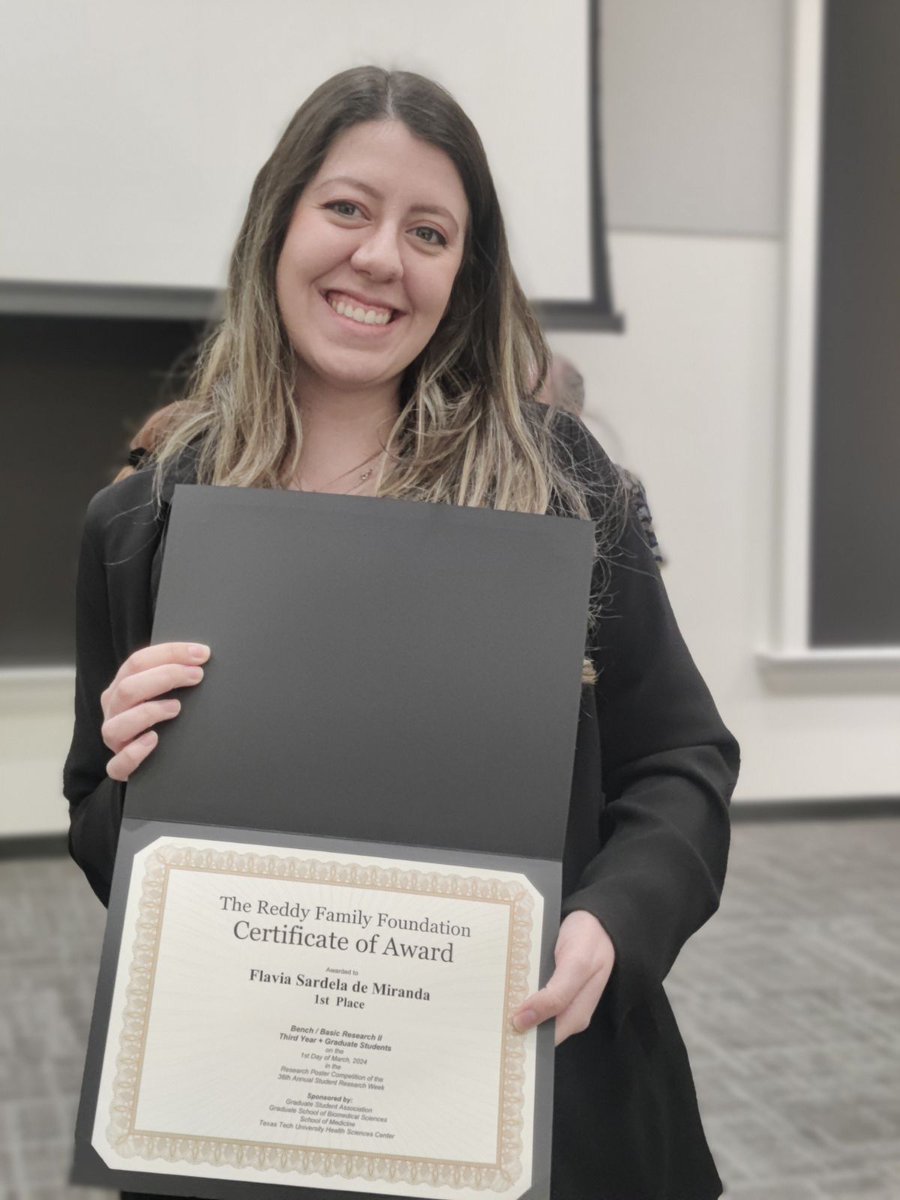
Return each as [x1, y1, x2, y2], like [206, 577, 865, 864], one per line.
[297, 448, 385, 494]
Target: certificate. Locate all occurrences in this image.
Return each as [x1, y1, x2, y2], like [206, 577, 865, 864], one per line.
[73, 488, 587, 1198]
[92, 834, 543, 1199]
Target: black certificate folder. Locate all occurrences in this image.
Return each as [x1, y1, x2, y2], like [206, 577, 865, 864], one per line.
[72, 485, 595, 1200]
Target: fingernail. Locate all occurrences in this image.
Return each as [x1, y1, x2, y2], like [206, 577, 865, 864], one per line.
[138, 731, 157, 747]
[189, 644, 210, 662]
[162, 699, 181, 715]
[512, 1009, 537, 1033]
[186, 666, 204, 682]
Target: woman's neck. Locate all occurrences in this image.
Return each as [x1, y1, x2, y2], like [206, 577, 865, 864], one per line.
[291, 379, 400, 494]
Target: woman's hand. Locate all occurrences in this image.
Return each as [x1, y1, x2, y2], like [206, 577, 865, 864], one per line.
[512, 910, 616, 1045]
[101, 642, 210, 782]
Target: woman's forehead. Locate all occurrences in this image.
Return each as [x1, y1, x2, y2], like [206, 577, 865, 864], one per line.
[309, 120, 468, 228]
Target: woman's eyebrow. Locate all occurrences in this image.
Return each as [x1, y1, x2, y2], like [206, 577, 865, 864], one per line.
[314, 175, 461, 234]
[313, 175, 380, 199]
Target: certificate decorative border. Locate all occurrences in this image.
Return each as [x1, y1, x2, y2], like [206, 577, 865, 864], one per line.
[106, 841, 536, 1192]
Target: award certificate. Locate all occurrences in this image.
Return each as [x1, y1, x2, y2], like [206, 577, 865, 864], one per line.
[92, 835, 543, 1199]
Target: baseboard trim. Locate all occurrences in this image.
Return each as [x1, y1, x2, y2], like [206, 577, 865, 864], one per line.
[731, 796, 900, 821]
[0, 832, 69, 860]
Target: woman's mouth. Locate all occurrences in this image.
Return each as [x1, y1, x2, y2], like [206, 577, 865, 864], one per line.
[325, 290, 397, 326]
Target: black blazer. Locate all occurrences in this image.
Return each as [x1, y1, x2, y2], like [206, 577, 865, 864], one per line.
[64, 419, 739, 1200]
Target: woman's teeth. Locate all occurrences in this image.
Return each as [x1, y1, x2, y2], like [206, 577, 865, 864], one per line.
[328, 294, 393, 326]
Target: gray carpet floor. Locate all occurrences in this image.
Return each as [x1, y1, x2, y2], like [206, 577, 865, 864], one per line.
[1, 816, 898, 1200]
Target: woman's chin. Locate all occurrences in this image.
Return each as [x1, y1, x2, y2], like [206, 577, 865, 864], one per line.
[295, 358, 404, 400]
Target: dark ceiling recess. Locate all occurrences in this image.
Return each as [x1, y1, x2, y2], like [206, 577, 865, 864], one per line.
[0, 314, 203, 665]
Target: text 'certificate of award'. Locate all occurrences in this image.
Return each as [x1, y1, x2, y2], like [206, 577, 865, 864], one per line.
[92, 836, 543, 1199]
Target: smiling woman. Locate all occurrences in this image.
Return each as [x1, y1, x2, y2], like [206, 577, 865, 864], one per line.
[64, 65, 739, 1200]
[274, 120, 469, 479]
[138, 66, 579, 514]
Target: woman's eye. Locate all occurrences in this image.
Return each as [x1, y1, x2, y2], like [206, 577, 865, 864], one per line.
[414, 226, 447, 247]
[327, 201, 361, 218]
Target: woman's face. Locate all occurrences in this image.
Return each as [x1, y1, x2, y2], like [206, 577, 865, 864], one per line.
[275, 120, 469, 400]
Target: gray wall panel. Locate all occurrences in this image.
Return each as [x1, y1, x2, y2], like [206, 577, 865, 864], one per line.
[811, 0, 900, 645]
[602, 0, 789, 237]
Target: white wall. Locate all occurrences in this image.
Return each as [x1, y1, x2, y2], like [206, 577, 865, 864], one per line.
[2, 0, 898, 839]
[553, 234, 900, 802]
[1, 676, 74, 837]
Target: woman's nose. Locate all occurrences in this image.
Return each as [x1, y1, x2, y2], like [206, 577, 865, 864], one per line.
[350, 224, 403, 281]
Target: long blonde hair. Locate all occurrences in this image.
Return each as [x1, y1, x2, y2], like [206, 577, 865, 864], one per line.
[149, 68, 623, 663]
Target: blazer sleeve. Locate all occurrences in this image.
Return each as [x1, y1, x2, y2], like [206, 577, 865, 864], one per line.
[558, 419, 740, 1029]
[63, 480, 159, 907]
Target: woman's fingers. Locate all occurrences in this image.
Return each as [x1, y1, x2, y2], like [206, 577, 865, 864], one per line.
[100, 642, 210, 782]
[101, 698, 182, 754]
[103, 662, 204, 720]
[513, 948, 592, 1032]
[512, 911, 616, 1044]
[551, 973, 609, 1045]
[106, 730, 159, 783]
[101, 642, 209, 717]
